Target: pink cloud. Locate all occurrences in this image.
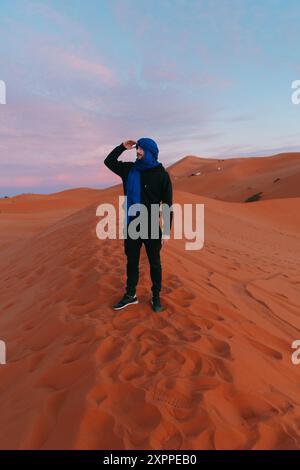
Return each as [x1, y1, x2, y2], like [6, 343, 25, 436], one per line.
[3, 7, 118, 87]
[58, 50, 118, 85]
[0, 175, 46, 187]
[53, 171, 120, 188]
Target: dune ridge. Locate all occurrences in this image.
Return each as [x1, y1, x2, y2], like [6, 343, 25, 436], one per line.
[169, 152, 300, 202]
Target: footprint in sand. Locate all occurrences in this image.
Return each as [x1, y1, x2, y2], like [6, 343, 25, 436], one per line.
[248, 338, 283, 361]
[168, 287, 196, 308]
[166, 274, 183, 289]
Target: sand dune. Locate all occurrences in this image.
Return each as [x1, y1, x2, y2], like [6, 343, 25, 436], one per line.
[170, 152, 300, 202]
[0, 154, 300, 449]
[0, 188, 102, 250]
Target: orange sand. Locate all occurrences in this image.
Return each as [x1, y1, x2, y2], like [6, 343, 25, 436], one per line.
[0, 153, 300, 450]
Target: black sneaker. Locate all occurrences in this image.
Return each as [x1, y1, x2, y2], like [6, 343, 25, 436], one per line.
[112, 293, 138, 310]
[151, 295, 163, 312]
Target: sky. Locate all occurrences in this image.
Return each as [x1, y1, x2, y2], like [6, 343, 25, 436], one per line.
[0, 0, 300, 196]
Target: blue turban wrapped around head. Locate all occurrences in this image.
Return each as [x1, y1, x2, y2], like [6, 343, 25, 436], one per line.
[125, 137, 162, 226]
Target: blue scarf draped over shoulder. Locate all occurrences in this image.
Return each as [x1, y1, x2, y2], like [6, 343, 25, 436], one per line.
[125, 137, 162, 226]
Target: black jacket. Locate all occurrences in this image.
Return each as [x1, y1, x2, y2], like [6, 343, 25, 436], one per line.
[104, 143, 173, 234]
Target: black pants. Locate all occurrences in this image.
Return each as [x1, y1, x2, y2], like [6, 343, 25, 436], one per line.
[124, 232, 162, 298]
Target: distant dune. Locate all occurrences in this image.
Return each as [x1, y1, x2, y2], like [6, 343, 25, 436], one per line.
[169, 152, 300, 202]
[0, 153, 300, 449]
[0, 188, 102, 250]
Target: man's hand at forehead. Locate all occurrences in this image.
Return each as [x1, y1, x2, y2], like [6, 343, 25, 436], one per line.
[123, 140, 137, 149]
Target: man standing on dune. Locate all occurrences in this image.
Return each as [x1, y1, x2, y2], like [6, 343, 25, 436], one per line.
[104, 138, 173, 312]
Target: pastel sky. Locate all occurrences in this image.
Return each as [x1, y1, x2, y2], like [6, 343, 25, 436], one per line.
[1, 0, 300, 196]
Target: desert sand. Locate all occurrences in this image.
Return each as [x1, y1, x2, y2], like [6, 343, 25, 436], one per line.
[0, 152, 300, 450]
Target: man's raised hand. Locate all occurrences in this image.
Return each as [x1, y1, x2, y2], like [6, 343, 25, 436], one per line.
[123, 140, 136, 150]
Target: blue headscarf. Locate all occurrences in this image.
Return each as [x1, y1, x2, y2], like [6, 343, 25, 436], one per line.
[125, 137, 162, 226]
